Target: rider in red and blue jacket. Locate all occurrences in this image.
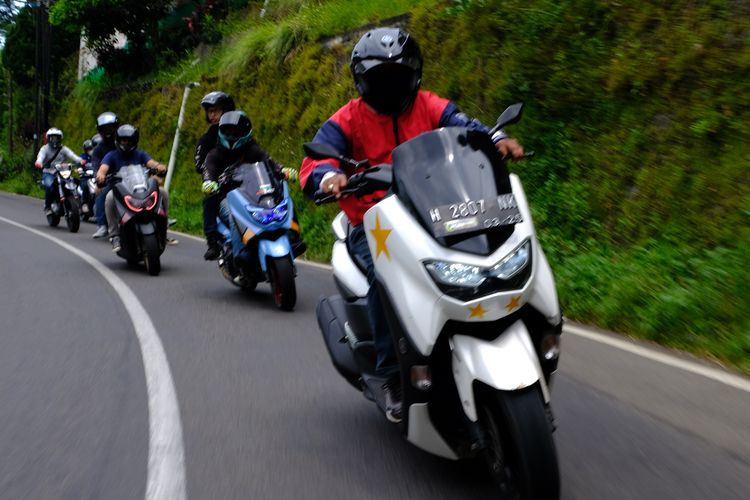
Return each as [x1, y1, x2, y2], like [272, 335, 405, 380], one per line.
[299, 27, 524, 422]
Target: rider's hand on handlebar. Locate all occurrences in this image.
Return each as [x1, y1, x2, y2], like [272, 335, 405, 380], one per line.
[323, 173, 348, 198]
[95, 170, 106, 186]
[34, 162, 43, 170]
[496, 138, 525, 161]
[80, 159, 87, 166]
[202, 180, 219, 194]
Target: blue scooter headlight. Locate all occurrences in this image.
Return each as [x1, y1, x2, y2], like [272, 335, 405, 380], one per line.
[248, 200, 288, 225]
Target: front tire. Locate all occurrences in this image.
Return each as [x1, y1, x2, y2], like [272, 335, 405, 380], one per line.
[480, 386, 560, 500]
[142, 234, 161, 276]
[47, 213, 60, 227]
[65, 196, 80, 233]
[268, 256, 296, 311]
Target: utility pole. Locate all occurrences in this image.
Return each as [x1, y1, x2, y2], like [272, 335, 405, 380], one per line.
[33, 0, 51, 151]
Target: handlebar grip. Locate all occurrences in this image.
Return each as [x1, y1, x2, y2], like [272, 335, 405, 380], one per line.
[313, 191, 336, 205]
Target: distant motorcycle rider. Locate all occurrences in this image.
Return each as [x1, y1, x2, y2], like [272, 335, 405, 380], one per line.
[78, 139, 95, 216]
[196, 91, 236, 260]
[299, 28, 524, 423]
[97, 124, 169, 253]
[34, 128, 85, 216]
[91, 112, 120, 238]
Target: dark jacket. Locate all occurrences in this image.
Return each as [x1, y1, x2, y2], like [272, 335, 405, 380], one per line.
[194, 124, 219, 173]
[203, 139, 281, 186]
[91, 139, 116, 173]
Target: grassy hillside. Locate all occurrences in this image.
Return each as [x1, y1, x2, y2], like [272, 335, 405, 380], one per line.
[4, 0, 749, 373]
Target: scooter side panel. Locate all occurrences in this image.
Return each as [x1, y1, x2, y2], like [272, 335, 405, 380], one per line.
[332, 241, 369, 298]
[406, 403, 459, 460]
[451, 321, 546, 422]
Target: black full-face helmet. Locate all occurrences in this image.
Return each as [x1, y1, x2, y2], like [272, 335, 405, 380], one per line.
[350, 27, 423, 115]
[96, 112, 120, 140]
[115, 124, 139, 154]
[218, 111, 252, 150]
[201, 91, 236, 123]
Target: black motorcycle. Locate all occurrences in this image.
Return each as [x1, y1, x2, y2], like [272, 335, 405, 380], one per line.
[77, 166, 97, 221]
[109, 164, 168, 276]
[46, 162, 81, 233]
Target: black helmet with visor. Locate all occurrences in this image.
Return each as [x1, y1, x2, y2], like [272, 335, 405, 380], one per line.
[350, 27, 423, 115]
[201, 91, 236, 123]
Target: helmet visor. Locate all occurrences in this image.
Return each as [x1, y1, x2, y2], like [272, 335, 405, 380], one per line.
[361, 63, 419, 115]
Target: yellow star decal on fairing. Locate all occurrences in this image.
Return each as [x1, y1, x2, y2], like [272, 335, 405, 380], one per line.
[469, 303, 487, 319]
[370, 213, 392, 260]
[505, 295, 522, 312]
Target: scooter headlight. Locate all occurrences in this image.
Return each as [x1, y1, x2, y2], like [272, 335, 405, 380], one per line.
[488, 240, 531, 279]
[424, 261, 486, 287]
[424, 239, 533, 301]
[248, 200, 288, 225]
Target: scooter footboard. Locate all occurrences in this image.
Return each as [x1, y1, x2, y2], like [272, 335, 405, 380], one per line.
[451, 320, 547, 422]
[317, 296, 360, 385]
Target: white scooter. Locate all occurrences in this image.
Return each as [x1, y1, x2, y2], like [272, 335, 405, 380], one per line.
[308, 103, 562, 499]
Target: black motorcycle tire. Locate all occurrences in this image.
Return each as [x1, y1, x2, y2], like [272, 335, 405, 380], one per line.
[142, 233, 161, 276]
[268, 255, 296, 311]
[480, 386, 560, 500]
[65, 196, 80, 233]
[47, 213, 60, 227]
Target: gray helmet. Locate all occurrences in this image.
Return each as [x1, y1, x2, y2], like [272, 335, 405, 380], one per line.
[83, 139, 94, 151]
[201, 91, 235, 122]
[350, 28, 423, 115]
[96, 112, 120, 138]
[115, 124, 139, 154]
[91, 133, 102, 146]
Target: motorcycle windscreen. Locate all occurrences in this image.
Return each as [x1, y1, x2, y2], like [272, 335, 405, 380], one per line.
[231, 162, 281, 208]
[392, 127, 519, 254]
[117, 165, 150, 194]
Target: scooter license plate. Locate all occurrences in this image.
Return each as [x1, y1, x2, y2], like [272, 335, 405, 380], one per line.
[428, 194, 523, 238]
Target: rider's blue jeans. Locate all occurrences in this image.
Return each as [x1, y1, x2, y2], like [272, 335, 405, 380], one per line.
[42, 172, 56, 209]
[348, 223, 399, 380]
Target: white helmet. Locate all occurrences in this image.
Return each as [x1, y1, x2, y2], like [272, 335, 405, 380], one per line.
[46, 128, 63, 149]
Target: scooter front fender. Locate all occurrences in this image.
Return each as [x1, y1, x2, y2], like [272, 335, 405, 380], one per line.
[258, 236, 291, 272]
[136, 221, 156, 235]
[451, 320, 547, 422]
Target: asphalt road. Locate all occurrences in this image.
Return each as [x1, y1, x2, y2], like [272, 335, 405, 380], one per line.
[1, 191, 749, 500]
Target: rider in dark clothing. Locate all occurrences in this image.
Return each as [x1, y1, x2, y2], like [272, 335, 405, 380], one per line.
[197, 91, 236, 260]
[202, 111, 304, 255]
[91, 112, 120, 238]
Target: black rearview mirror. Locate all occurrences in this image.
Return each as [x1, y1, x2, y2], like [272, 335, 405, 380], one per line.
[303, 142, 341, 161]
[491, 103, 524, 135]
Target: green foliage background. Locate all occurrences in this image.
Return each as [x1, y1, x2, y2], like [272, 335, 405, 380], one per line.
[3, 0, 749, 372]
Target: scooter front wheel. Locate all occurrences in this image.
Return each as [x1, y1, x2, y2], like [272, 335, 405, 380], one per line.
[65, 196, 80, 233]
[142, 233, 161, 276]
[480, 386, 560, 500]
[46, 213, 60, 227]
[268, 255, 296, 311]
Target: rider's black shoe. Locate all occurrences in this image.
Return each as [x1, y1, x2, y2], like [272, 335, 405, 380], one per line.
[382, 379, 403, 423]
[204, 234, 222, 261]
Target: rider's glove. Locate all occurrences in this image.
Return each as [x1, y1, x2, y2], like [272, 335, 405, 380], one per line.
[202, 180, 219, 194]
[281, 167, 298, 182]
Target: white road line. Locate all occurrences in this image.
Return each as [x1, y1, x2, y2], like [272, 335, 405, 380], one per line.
[0, 216, 187, 500]
[565, 324, 750, 393]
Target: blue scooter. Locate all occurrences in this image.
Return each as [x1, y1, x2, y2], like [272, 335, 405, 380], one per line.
[216, 161, 297, 310]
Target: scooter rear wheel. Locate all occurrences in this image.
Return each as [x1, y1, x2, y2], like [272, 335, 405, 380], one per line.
[480, 386, 559, 500]
[268, 255, 296, 311]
